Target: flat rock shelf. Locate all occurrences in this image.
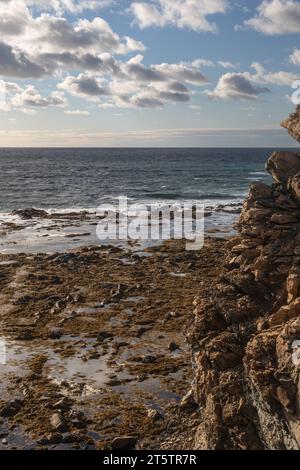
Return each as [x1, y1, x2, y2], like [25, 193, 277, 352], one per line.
[0, 239, 225, 450]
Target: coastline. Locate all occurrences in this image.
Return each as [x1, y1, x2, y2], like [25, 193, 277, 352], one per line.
[0, 235, 225, 450]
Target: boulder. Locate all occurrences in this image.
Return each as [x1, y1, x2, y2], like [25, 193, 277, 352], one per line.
[288, 171, 300, 204]
[266, 151, 300, 184]
[282, 105, 300, 142]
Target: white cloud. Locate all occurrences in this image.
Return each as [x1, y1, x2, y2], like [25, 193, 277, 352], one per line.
[130, 0, 228, 33]
[26, 0, 114, 14]
[245, 62, 299, 86]
[64, 109, 90, 115]
[0, 0, 145, 79]
[56, 56, 209, 109]
[11, 86, 67, 108]
[240, 0, 300, 35]
[218, 60, 237, 68]
[0, 80, 68, 111]
[290, 48, 300, 65]
[206, 60, 298, 101]
[58, 73, 109, 99]
[207, 72, 270, 100]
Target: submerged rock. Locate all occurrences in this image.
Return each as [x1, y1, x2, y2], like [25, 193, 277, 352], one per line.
[0, 399, 23, 418]
[11, 208, 49, 219]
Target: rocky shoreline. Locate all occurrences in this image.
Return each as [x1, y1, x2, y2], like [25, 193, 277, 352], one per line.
[0, 237, 225, 450]
[2, 108, 300, 451]
[188, 106, 300, 450]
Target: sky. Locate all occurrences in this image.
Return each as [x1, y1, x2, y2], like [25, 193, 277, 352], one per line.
[0, 0, 300, 147]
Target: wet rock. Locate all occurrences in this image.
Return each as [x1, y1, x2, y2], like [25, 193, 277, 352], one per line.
[52, 398, 73, 410]
[96, 331, 114, 342]
[83, 350, 100, 360]
[69, 410, 87, 429]
[0, 260, 21, 267]
[140, 355, 157, 364]
[47, 433, 64, 444]
[137, 374, 148, 382]
[180, 389, 197, 409]
[0, 399, 24, 417]
[147, 408, 163, 421]
[37, 437, 50, 445]
[135, 327, 149, 337]
[11, 208, 49, 219]
[62, 433, 82, 444]
[48, 328, 63, 340]
[50, 413, 68, 433]
[110, 436, 137, 450]
[15, 329, 33, 341]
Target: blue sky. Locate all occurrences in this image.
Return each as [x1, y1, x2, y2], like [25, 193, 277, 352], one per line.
[0, 0, 300, 147]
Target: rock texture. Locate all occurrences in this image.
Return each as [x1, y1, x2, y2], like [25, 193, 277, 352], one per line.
[188, 106, 300, 450]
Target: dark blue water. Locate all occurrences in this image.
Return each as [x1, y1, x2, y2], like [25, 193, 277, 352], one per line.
[0, 148, 275, 212]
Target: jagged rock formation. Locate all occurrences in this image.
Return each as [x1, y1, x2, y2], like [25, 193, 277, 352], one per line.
[188, 106, 300, 450]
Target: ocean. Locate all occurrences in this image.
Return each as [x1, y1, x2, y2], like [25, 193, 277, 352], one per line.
[0, 147, 273, 211]
[0, 147, 275, 252]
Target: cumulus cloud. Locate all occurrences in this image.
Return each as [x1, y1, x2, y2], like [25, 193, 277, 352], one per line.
[207, 73, 270, 100]
[0, 80, 68, 111]
[11, 86, 67, 108]
[56, 55, 209, 108]
[0, 0, 214, 111]
[117, 55, 210, 85]
[130, 0, 228, 33]
[58, 73, 109, 98]
[0, 0, 145, 80]
[0, 41, 47, 78]
[239, 0, 300, 35]
[245, 62, 299, 86]
[207, 61, 298, 101]
[26, 0, 114, 14]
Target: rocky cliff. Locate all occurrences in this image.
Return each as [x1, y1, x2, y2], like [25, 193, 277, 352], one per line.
[188, 106, 300, 450]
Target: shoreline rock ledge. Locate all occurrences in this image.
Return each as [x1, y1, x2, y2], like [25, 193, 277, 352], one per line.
[187, 105, 300, 450]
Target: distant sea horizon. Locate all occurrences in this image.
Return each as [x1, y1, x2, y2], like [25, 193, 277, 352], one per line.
[0, 147, 289, 213]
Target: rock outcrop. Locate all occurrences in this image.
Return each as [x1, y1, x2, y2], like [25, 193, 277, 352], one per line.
[188, 106, 300, 450]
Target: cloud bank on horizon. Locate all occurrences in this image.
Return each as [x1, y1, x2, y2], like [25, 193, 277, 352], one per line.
[0, 0, 300, 146]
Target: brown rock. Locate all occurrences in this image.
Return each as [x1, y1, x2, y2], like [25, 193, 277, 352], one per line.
[288, 171, 300, 205]
[287, 270, 300, 303]
[271, 212, 299, 225]
[266, 151, 300, 184]
[269, 298, 300, 327]
[50, 413, 68, 433]
[110, 436, 136, 450]
[282, 105, 300, 143]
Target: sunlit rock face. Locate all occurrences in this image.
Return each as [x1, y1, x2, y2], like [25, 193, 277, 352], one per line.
[189, 107, 300, 450]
